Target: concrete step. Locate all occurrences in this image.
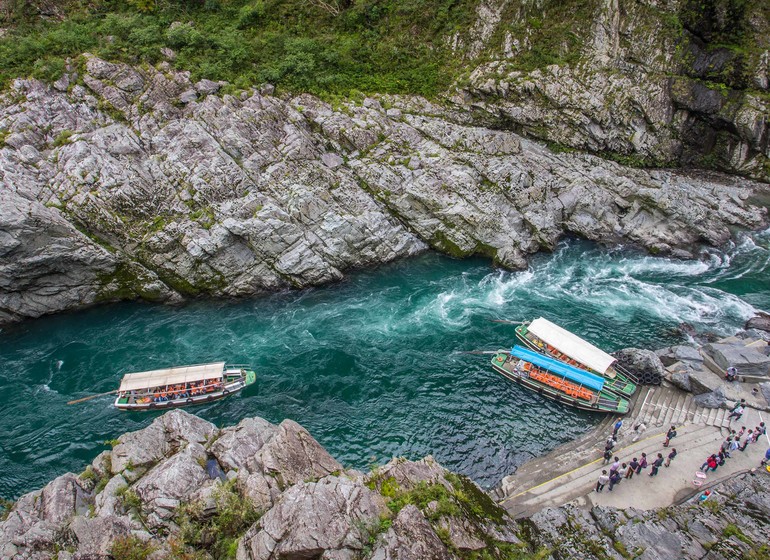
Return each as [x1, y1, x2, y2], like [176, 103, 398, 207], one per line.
[676, 394, 694, 426]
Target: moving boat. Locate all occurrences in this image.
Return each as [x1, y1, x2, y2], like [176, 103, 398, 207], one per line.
[114, 362, 256, 411]
[491, 345, 630, 414]
[515, 317, 638, 397]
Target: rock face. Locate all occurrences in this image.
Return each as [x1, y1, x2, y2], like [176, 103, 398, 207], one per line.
[459, 0, 770, 183]
[1, 410, 769, 560]
[2, 53, 768, 324]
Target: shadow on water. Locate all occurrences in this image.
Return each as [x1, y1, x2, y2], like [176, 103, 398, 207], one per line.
[1, 232, 769, 498]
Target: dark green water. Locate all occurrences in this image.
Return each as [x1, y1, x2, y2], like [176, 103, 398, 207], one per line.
[2, 232, 770, 499]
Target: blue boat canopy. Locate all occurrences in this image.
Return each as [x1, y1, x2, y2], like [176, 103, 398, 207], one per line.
[510, 345, 605, 392]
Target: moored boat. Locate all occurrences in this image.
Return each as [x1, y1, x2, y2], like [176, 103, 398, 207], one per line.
[114, 362, 256, 410]
[491, 345, 630, 414]
[514, 317, 638, 397]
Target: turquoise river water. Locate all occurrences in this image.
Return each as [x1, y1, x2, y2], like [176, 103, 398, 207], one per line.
[2, 232, 770, 499]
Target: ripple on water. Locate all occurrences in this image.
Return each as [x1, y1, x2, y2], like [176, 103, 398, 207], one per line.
[1, 238, 769, 498]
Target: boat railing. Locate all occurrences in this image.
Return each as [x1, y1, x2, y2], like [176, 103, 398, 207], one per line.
[225, 364, 251, 370]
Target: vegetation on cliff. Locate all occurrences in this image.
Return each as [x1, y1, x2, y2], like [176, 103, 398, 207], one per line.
[1, 0, 768, 98]
[0, 0, 478, 95]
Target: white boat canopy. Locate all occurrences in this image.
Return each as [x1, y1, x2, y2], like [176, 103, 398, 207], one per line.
[528, 318, 616, 375]
[118, 362, 226, 392]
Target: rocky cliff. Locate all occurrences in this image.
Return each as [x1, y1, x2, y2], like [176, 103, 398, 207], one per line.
[2, 53, 769, 324]
[454, 0, 770, 182]
[1, 409, 768, 559]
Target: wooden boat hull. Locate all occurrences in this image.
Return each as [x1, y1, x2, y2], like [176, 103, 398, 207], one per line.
[491, 353, 629, 414]
[514, 325, 637, 398]
[115, 368, 256, 411]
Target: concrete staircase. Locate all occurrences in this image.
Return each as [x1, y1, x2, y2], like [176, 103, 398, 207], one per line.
[492, 381, 770, 517]
[631, 383, 733, 433]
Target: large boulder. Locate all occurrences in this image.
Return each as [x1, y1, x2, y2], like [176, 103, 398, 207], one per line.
[693, 386, 727, 409]
[110, 410, 217, 473]
[373, 456, 450, 491]
[371, 505, 453, 560]
[236, 476, 387, 560]
[131, 442, 208, 517]
[745, 312, 770, 333]
[613, 348, 665, 381]
[39, 473, 91, 526]
[69, 515, 132, 556]
[249, 419, 343, 488]
[656, 345, 703, 368]
[702, 343, 770, 378]
[210, 416, 279, 472]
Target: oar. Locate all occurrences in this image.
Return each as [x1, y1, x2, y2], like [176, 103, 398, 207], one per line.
[455, 350, 504, 355]
[67, 390, 120, 405]
[489, 319, 525, 325]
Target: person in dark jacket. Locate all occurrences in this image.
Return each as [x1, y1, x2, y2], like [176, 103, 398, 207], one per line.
[664, 448, 677, 467]
[649, 453, 664, 476]
[663, 426, 677, 447]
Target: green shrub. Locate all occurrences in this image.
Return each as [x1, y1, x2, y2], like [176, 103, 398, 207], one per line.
[0, 498, 14, 521]
[175, 480, 260, 560]
[53, 129, 75, 147]
[110, 535, 155, 560]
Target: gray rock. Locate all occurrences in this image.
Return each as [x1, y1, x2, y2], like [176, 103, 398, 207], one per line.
[371, 505, 452, 560]
[657, 345, 703, 367]
[321, 152, 344, 168]
[746, 312, 770, 333]
[70, 515, 131, 556]
[372, 456, 451, 491]
[94, 474, 128, 518]
[250, 419, 343, 488]
[693, 386, 727, 409]
[160, 47, 176, 61]
[179, 88, 198, 104]
[39, 473, 90, 526]
[131, 442, 208, 514]
[210, 416, 279, 472]
[1, 56, 769, 324]
[195, 79, 221, 95]
[110, 409, 216, 473]
[703, 343, 770, 377]
[237, 476, 387, 560]
[669, 371, 692, 392]
[439, 516, 485, 551]
[615, 517, 706, 560]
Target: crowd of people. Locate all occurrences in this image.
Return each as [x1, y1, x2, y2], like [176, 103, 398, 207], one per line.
[119, 378, 224, 404]
[596, 411, 768, 495]
[700, 419, 767, 472]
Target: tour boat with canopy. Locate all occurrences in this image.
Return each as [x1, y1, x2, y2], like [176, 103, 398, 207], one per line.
[491, 345, 630, 414]
[114, 362, 256, 410]
[514, 317, 638, 397]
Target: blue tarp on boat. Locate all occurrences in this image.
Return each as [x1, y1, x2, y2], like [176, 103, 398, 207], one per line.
[510, 345, 605, 391]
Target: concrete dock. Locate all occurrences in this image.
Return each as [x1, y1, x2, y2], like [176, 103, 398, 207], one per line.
[494, 381, 770, 518]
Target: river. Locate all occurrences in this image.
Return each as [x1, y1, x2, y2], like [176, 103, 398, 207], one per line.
[1, 231, 769, 499]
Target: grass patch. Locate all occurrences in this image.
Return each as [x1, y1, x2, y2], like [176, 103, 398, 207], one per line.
[0, 0, 479, 97]
[110, 535, 156, 560]
[175, 479, 260, 560]
[52, 129, 75, 147]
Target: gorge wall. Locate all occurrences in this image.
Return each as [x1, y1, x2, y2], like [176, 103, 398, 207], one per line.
[2, 409, 769, 560]
[2, 0, 770, 324]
